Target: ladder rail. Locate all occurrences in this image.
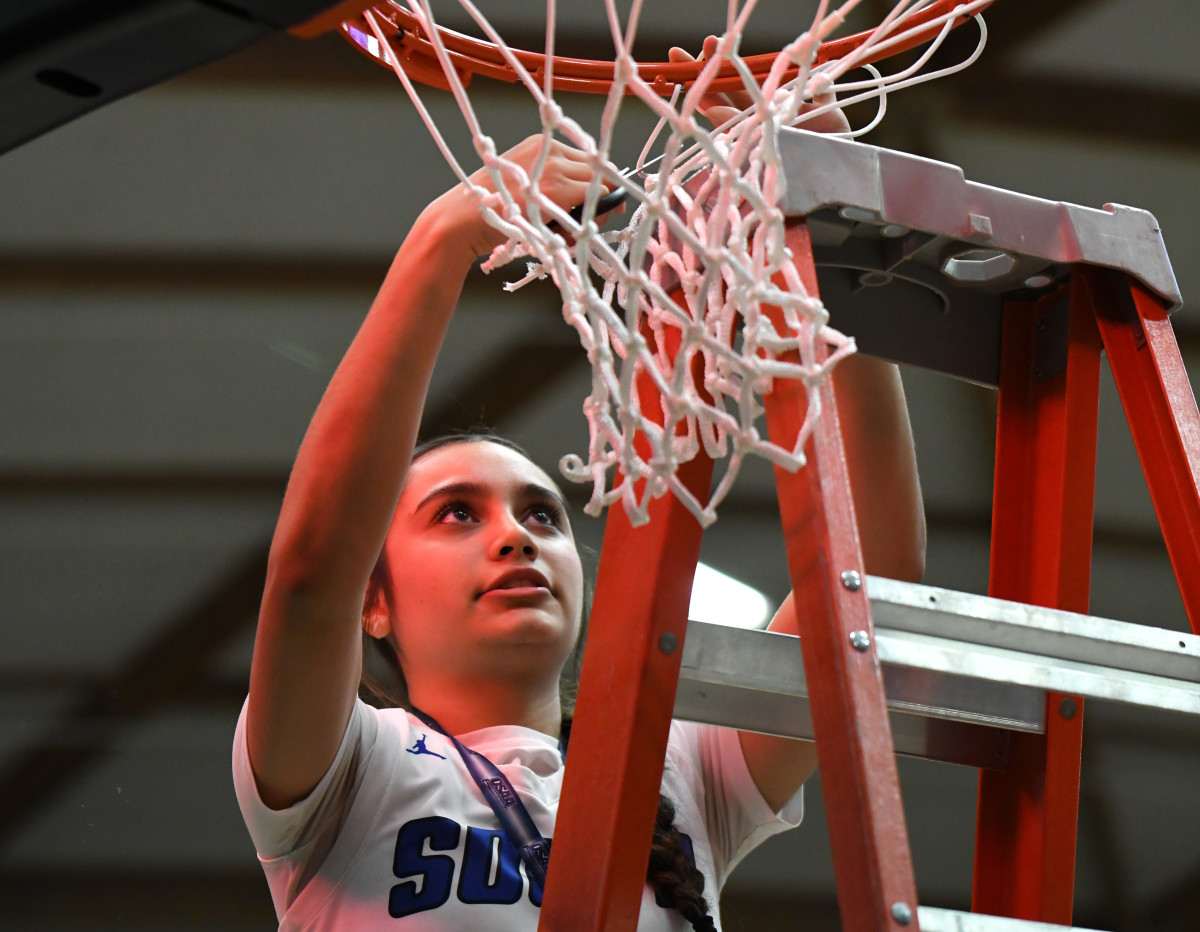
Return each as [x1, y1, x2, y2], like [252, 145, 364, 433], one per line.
[972, 282, 1102, 923]
[674, 578, 1200, 746]
[763, 221, 920, 932]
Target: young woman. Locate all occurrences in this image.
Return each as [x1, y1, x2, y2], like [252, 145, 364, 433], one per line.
[232, 121, 924, 929]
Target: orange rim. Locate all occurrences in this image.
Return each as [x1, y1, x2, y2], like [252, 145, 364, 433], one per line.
[341, 0, 991, 95]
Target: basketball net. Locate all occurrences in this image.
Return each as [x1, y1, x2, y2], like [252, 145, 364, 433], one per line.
[352, 0, 989, 526]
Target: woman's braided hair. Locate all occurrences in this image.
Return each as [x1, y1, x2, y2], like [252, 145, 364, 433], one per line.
[360, 431, 716, 931]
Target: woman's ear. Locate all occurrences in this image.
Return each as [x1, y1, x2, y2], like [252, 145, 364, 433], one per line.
[362, 602, 391, 639]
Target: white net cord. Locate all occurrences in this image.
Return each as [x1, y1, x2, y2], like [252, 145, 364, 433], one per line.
[360, 0, 990, 527]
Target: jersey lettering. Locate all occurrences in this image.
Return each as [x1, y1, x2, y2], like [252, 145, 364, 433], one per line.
[391, 818, 551, 914]
[458, 827, 523, 904]
[389, 816, 461, 918]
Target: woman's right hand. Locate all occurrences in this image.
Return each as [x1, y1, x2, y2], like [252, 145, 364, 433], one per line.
[428, 134, 614, 263]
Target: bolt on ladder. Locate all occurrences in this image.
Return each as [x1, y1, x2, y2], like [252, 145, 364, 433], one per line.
[536, 129, 1200, 932]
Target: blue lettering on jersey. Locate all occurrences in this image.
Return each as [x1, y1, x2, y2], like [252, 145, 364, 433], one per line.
[457, 827, 523, 904]
[390, 817, 552, 913]
[389, 816, 460, 918]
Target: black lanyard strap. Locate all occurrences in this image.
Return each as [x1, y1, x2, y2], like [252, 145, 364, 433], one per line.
[411, 708, 561, 891]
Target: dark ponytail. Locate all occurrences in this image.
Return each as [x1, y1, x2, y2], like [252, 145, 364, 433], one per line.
[648, 796, 717, 931]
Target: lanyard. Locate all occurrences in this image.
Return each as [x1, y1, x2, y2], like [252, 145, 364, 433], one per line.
[410, 708, 566, 893]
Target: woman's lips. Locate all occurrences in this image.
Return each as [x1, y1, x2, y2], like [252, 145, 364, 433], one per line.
[482, 585, 549, 598]
[481, 569, 551, 599]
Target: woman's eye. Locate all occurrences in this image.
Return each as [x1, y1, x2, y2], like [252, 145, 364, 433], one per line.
[527, 502, 563, 526]
[436, 502, 475, 524]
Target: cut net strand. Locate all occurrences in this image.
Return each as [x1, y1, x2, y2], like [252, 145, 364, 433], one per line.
[361, 0, 989, 527]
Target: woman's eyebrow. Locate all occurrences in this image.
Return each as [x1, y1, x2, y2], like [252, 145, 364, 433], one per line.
[412, 481, 568, 516]
[521, 483, 568, 513]
[412, 481, 486, 515]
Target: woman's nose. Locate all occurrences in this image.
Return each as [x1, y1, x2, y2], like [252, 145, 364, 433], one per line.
[493, 516, 538, 559]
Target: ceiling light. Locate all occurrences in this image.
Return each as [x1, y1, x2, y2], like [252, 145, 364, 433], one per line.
[689, 562, 774, 630]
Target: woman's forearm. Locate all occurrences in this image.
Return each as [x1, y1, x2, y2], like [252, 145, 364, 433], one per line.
[833, 353, 926, 582]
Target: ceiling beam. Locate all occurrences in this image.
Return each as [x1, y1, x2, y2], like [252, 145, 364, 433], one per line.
[0, 253, 389, 291]
[0, 466, 1177, 562]
[0, 469, 286, 495]
[970, 0, 1104, 61]
[951, 73, 1200, 152]
[2, 250, 1196, 350]
[0, 253, 566, 310]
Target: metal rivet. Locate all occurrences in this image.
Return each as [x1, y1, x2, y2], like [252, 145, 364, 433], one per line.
[891, 902, 913, 926]
[849, 630, 871, 652]
[1059, 697, 1077, 719]
[658, 632, 678, 655]
[841, 570, 862, 591]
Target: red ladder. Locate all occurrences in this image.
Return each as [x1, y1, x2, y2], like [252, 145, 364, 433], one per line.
[537, 219, 1200, 931]
[973, 264, 1200, 921]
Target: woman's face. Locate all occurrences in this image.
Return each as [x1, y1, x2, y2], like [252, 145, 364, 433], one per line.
[382, 440, 585, 689]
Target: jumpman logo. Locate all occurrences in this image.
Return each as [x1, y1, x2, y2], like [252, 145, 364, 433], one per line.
[406, 734, 447, 760]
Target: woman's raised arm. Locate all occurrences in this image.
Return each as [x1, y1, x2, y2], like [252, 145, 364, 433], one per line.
[245, 137, 606, 809]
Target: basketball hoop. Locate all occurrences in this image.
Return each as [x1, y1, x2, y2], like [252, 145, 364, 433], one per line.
[339, 0, 993, 526]
[341, 0, 988, 95]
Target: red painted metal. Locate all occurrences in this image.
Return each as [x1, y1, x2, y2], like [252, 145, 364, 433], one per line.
[1083, 268, 1200, 635]
[763, 221, 920, 932]
[973, 279, 1101, 922]
[539, 320, 713, 932]
[339, 0, 992, 95]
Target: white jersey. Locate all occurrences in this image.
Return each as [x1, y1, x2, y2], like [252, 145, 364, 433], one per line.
[232, 698, 803, 931]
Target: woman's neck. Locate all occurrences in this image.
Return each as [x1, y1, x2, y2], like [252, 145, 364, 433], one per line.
[407, 677, 563, 739]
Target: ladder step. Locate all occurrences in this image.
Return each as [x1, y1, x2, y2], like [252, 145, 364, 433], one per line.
[675, 577, 1200, 768]
[676, 620, 1019, 770]
[871, 577, 1200, 715]
[918, 906, 1107, 932]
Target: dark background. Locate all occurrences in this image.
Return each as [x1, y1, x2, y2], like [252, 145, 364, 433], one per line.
[0, 1, 1197, 929]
